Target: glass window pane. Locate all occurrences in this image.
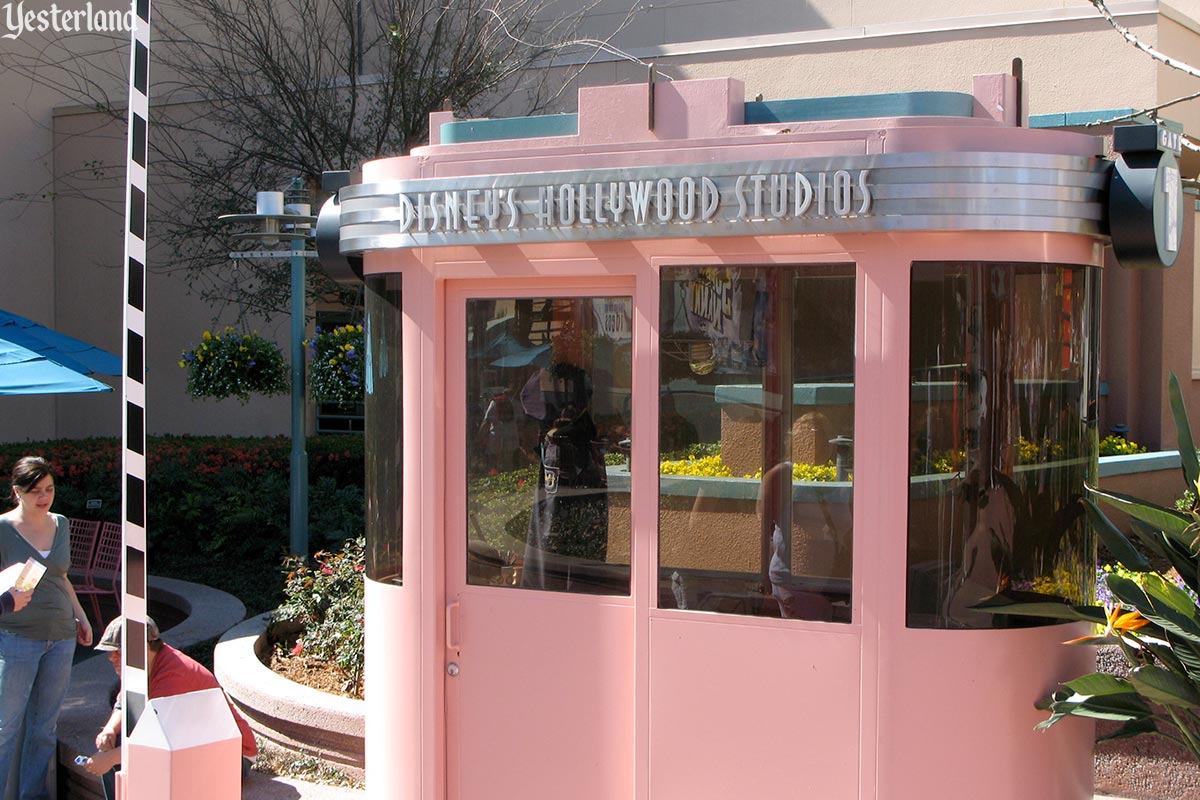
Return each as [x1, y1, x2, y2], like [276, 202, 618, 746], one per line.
[907, 262, 1098, 629]
[465, 296, 632, 596]
[365, 274, 402, 584]
[658, 265, 855, 622]
[315, 310, 365, 434]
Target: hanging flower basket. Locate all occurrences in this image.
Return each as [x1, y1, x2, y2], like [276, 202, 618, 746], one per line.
[179, 327, 289, 404]
[307, 324, 365, 405]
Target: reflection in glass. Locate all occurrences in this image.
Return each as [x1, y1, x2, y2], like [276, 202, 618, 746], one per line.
[465, 297, 632, 595]
[658, 265, 855, 622]
[907, 263, 1098, 629]
[365, 274, 402, 584]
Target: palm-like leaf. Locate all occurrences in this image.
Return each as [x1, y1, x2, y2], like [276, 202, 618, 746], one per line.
[1170, 373, 1200, 490]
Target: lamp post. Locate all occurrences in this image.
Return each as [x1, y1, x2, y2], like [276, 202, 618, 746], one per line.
[218, 179, 318, 556]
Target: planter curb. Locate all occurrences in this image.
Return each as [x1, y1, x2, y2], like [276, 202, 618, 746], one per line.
[214, 613, 365, 776]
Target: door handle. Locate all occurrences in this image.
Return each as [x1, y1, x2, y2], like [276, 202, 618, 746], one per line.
[445, 601, 460, 650]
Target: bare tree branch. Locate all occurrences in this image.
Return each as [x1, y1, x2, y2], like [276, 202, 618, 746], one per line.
[1, 0, 635, 322]
[1086, 0, 1200, 156]
[1090, 0, 1200, 81]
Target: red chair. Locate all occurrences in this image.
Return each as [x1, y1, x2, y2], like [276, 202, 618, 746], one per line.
[67, 518, 101, 583]
[73, 521, 122, 626]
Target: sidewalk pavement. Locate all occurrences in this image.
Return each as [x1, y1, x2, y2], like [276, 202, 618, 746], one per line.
[243, 771, 363, 799]
[245, 785, 1128, 799]
[54, 579, 1139, 800]
[57, 576, 365, 799]
[246, 783, 1127, 800]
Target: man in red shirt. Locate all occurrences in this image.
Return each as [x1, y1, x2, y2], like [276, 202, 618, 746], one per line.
[80, 616, 257, 797]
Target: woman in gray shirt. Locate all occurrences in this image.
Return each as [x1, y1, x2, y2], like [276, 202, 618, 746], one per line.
[0, 457, 92, 800]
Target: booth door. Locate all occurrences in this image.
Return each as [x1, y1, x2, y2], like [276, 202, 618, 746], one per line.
[446, 288, 636, 800]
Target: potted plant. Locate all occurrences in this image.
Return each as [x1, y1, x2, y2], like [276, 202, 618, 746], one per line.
[179, 328, 288, 404]
[977, 374, 1200, 761]
[307, 324, 364, 405]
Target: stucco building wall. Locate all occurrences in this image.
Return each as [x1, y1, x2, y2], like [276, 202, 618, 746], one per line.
[2, 1, 1200, 443]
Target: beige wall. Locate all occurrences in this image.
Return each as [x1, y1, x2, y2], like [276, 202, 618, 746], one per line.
[0, 4, 295, 442]
[46, 104, 295, 438]
[559, 0, 1147, 52]
[0, 38, 63, 442]
[1158, 212, 1197, 449]
[4, 1, 1200, 444]
[1101, 220, 1196, 452]
[1157, 12, 1200, 175]
[1, 17, 130, 442]
[545, 1, 1161, 114]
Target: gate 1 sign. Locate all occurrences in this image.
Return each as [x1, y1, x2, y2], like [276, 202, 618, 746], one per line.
[1108, 122, 1186, 270]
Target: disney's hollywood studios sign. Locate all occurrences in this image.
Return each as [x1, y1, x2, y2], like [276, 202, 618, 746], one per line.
[330, 153, 1109, 252]
[389, 169, 873, 234]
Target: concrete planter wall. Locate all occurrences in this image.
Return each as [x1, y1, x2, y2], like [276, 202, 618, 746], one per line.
[214, 614, 365, 777]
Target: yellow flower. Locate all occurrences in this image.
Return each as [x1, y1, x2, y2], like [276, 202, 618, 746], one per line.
[202, 331, 213, 340]
[178, 360, 186, 368]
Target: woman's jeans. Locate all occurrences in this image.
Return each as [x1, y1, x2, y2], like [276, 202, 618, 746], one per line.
[0, 632, 75, 800]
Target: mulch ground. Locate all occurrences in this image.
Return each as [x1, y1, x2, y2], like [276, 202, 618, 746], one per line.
[268, 651, 362, 699]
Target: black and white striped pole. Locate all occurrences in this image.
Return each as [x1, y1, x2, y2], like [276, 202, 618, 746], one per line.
[119, 0, 151, 779]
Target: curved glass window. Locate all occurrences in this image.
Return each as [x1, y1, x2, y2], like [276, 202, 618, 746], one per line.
[658, 265, 855, 622]
[365, 274, 403, 583]
[907, 262, 1098, 628]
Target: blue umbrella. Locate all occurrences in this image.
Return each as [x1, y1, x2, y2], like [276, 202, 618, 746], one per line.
[491, 340, 552, 368]
[0, 309, 121, 376]
[0, 339, 112, 395]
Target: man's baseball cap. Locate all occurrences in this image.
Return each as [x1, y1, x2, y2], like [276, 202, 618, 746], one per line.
[95, 616, 160, 651]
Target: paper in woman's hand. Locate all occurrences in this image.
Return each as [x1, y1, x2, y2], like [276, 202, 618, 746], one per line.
[0, 558, 47, 592]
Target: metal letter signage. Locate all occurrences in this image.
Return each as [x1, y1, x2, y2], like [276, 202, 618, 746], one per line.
[332, 152, 1109, 253]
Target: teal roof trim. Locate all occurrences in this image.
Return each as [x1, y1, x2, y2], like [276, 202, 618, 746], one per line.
[438, 90, 978, 145]
[744, 91, 975, 124]
[1029, 109, 1135, 128]
[440, 113, 578, 144]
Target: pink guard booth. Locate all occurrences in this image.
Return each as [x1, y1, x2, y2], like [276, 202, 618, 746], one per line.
[322, 74, 1152, 799]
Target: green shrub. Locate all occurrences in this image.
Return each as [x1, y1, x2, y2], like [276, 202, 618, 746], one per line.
[0, 435, 365, 615]
[659, 454, 732, 477]
[1098, 434, 1148, 457]
[308, 476, 367, 552]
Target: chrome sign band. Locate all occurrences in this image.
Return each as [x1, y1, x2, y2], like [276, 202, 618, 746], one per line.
[338, 151, 1108, 252]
